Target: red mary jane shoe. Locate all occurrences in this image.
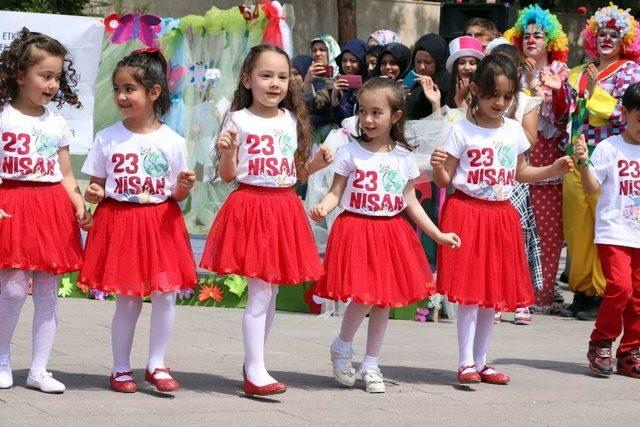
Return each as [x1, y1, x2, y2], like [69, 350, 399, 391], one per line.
[478, 365, 510, 385]
[109, 371, 137, 393]
[145, 367, 180, 392]
[457, 365, 481, 384]
[242, 366, 287, 396]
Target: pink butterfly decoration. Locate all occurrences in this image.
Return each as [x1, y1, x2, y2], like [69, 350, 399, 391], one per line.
[167, 63, 188, 94]
[104, 12, 161, 47]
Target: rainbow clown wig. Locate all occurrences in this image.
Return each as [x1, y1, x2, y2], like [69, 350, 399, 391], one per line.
[581, 3, 640, 63]
[503, 4, 569, 63]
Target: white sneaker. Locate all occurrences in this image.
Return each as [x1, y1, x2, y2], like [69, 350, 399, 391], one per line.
[0, 365, 12, 389]
[360, 367, 385, 393]
[26, 370, 65, 394]
[330, 347, 356, 387]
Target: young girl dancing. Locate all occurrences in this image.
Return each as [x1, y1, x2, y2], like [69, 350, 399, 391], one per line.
[200, 45, 331, 397]
[79, 48, 198, 393]
[312, 77, 460, 393]
[0, 28, 91, 393]
[431, 55, 572, 385]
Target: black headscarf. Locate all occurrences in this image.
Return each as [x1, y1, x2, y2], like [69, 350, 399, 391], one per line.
[335, 39, 369, 79]
[372, 42, 412, 80]
[407, 33, 451, 120]
[292, 55, 313, 80]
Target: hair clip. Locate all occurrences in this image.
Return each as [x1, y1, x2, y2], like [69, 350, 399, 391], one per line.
[132, 46, 161, 55]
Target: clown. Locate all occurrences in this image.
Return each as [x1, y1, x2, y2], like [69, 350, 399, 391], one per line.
[504, 5, 570, 311]
[559, 3, 640, 320]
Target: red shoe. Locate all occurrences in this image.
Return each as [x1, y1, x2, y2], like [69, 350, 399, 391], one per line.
[243, 377, 287, 396]
[478, 365, 510, 385]
[457, 365, 481, 384]
[145, 367, 179, 392]
[109, 371, 137, 393]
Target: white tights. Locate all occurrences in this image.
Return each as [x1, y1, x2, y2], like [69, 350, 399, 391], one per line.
[0, 269, 60, 373]
[111, 292, 176, 381]
[336, 302, 391, 369]
[243, 278, 279, 386]
[457, 304, 495, 369]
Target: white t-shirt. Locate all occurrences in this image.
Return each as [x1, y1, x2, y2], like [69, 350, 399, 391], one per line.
[443, 117, 530, 201]
[222, 108, 298, 188]
[0, 104, 73, 182]
[82, 121, 188, 204]
[590, 135, 640, 248]
[332, 139, 420, 217]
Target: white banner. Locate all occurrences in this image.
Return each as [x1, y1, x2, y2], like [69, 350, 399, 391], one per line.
[0, 11, 104, 154]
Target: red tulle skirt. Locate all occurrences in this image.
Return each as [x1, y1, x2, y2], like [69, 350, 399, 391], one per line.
[0, 180, 82, 274]
[314, 211, 435, 307]
[437, 191, 534, 311]
[200, 184, 323, 285]
[78, 198, 197, 297]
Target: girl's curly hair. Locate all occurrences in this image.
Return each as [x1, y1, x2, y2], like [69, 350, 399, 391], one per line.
[212, 44, 312, 181]
[0, 27, 81, 111]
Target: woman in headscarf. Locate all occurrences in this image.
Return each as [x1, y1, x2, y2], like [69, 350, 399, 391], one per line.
[406, 33, 451, 120]
[331, 38, 368, 124]
[372, 42, 411, 81]
[368, 29, 401, 47]
[302, 34, 341, 131]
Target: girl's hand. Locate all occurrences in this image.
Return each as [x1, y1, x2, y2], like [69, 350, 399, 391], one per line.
[85, 182, 105, 204]
[430, 147, 448, 171]
[437, 232, 461, 249]
[310, 203, 328, 222]
[552, 155, 574, 175]
[540, 70, 562, 90]
[218, 128, 239, 155]
[177, 170, 196, 190]
[585, 63, 598, 98]
[76, 208, 93, 231]
[454, 77, 470, 107]
[524, 57, 537, 87]
[332, 77, 349, 92]
[573, 134, 589, 163]
[417, 76, 441, 105]
[311, 145, 333, 169]
[0, 209, 11, 219]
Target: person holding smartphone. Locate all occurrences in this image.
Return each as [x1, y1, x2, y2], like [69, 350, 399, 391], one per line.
[331, 39, 368, 124]
[302, 34, 341, 132]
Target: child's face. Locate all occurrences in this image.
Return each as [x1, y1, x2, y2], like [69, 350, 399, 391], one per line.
[523, 24, 547, 59]
[380, 53, 400, 80]
[414, 50, 436, 77]
[311, 41, 329, 65]
[341, 52, 360, 75]
[622, 107, 640, 144]
[366, 54, 377, 75]
[113, 67, 160, 119]
[456, 57, 478, 80]
[17, 53, 63, 108]
[357, 89, 401, 140]
[471, 74, 515, 120]
[243, 51, 290, 110]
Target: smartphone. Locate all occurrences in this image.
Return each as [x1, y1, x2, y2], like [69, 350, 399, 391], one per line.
[338, 74, 362, 89]
[319, 65, 334, 77]
[402, 70, 419, 89]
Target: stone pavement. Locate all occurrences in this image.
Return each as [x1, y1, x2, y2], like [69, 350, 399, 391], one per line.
[1, 293, 639, 426]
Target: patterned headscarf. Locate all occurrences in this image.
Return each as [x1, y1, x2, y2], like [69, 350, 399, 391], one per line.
[310, 33, 341, 76]
[368, 29, 400, 46]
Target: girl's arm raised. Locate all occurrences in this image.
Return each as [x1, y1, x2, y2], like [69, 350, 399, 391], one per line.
[58, 146, 92, 231]
[217, 129, 239, 183]
[404, 180, 460, 248]
[309, 173, 347, 222]
[516, 153, 573, 183]
[431, 148, 458, 188]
